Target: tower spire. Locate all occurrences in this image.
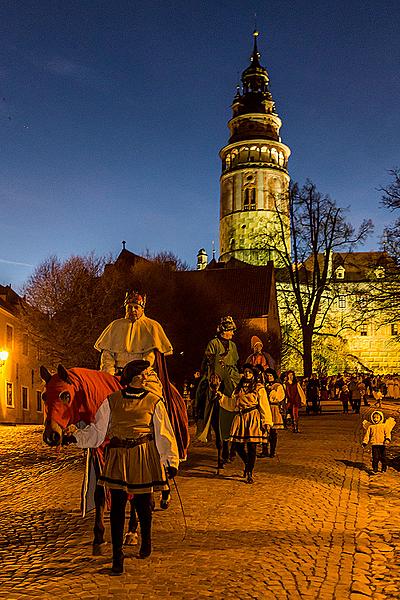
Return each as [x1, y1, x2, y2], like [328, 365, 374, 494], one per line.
[218, 28, 291, 265]
[251, 28, 261, 67]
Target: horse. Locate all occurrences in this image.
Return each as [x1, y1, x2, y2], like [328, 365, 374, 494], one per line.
[41, 364, 140, 554]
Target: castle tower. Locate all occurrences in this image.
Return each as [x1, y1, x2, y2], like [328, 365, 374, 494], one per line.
[219, 31, 291, 265]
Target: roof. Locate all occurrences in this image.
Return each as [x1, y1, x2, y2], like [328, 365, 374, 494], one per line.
[175, 261, 274, 319]
[299, 251, 397, 283]
[0, 284, 21, 315]
[331, 251, 396, 282]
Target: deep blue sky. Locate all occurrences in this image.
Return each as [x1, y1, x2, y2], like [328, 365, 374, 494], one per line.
[1, 0, 399, 290]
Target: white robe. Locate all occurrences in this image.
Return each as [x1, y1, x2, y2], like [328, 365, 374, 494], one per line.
[94, 314, 173, 374]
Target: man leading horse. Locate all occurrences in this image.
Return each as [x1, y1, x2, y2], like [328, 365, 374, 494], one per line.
[95, 289, 189, 506]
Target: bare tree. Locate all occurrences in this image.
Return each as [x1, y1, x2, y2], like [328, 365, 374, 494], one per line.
[256, 181, 373, 376]
[381, 168, 400, 262]
[21, 254, 110, 368]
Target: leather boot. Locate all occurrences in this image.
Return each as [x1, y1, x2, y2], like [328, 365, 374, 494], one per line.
[246, 471, 254, 484]
[135, 494, 153, 559]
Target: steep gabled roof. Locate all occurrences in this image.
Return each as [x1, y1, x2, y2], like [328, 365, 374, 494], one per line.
[0, 284, 21, 315]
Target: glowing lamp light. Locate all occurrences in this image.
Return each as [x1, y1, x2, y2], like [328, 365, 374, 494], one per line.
[0, 350, 9, 365]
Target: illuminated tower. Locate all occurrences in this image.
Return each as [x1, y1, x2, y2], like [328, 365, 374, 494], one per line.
[219, 31, 291, 265]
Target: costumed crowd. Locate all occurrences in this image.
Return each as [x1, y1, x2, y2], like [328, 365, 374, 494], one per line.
[46, 291, 397, 576]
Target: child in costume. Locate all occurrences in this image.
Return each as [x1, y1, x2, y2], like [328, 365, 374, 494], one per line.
[362, 410, 396, 473]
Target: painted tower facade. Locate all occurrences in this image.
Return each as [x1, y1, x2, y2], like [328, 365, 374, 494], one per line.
[219, 31, 291, 265]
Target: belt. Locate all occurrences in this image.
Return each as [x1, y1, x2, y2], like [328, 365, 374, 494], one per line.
[108, 434, 153, 448]
[239, 405, 259, 415]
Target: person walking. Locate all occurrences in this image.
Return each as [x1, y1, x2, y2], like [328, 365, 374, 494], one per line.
[339, 383, 350, 414]
[226, 364, 273, 483]
[362, 410, 396, 474]
[306, 374, 320, 415]
[196, 316, 241, 463]
[65, 360, 179, 574]
[284, 370, 306, 432]
[259, 368, 285, 458]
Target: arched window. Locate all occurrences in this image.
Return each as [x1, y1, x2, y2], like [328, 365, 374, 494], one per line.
[243, 187, 256, 210]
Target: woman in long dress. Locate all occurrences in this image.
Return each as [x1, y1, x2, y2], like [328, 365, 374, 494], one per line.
[284, 370, 306, 432]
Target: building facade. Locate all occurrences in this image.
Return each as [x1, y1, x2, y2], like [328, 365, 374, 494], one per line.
[216, 32, 399, 374]
[0, 285, 44, 424]
[219, 31, 291, 265]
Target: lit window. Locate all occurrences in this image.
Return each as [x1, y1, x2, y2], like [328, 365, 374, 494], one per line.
[335, 266, 345, 279]
[338, 296, 347, 309]
[391, 323, 398, 336]
[243, 187, 256, 210]
[6, 382, 13, 407]
[360, 323, 368, 337]
[22, 387, 29, 410]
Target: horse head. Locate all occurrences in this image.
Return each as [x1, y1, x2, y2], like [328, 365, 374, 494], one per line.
[41, 364, 80, 447]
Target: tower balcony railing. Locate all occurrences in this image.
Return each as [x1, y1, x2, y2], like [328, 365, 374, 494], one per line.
[222, 144, 288, 174]
[222, 159, 288, 175]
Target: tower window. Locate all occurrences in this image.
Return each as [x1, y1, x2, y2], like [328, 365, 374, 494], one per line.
[243, 187, 256, 210]
[391, 323, 398, 336]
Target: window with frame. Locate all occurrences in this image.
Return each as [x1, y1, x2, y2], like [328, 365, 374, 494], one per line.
[360, 323, 368, 337]
[338, 295, 347, 309]
[36, 390, 43, 412]
[335, 266, 345, 279]
[22, 386, 29, 410]
[6, 382, 13, 407]
[22, 333, 29, 356]
[6, 324, 14, 350]
[391, 323, 398, 336]
[243, 186, 256, 210]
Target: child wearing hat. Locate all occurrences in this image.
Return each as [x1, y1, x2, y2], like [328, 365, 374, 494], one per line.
[362, 410, 396, 474]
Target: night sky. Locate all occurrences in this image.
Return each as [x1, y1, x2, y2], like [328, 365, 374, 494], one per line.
[1, 0, 399, 290]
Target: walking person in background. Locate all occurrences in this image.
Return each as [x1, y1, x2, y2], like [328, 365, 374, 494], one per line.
[339, 383, 350, 414]
[227, 364, 273, 483]
[306, 373, 320, 415]
[362, 410, 396, 474]
[284, 370, 306, 433]
[259, 368, 285, 458]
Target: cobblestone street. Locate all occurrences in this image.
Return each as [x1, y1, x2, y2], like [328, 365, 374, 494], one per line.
[0, 405, 399, 600]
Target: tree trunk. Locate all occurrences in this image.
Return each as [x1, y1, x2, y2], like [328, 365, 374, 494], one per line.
[302, 328, 313, 377]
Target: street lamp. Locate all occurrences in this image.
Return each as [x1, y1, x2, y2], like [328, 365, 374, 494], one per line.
[0, 350, 9, 368]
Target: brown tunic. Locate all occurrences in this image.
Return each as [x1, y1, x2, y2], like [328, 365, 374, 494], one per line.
[99, 389, 169, 494]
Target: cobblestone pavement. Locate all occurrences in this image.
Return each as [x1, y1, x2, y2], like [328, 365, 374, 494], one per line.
[0, 404, 399, 600]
